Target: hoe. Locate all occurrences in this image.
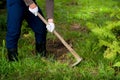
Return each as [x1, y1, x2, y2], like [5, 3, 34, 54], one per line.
[37, 12, 82, 67]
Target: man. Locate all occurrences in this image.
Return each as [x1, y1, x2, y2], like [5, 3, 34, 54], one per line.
[6, 0, 55, 61]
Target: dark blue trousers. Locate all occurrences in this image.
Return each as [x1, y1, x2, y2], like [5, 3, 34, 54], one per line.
[6, 0, 47, 49]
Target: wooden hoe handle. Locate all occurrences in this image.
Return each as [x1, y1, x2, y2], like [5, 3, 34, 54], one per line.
[37, 13, 82, 67]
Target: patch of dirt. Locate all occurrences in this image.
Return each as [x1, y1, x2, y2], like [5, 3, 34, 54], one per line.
[71, 23, 89, 33]
[46, 39, 70, 58]
[46, 39, 75, 64]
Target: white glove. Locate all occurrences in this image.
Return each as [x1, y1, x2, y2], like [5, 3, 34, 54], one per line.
[29, 7, 38, 16]
[46, 22, 55, 32]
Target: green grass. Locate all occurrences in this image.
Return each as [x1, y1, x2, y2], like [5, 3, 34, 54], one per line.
[0, 0, 120, 80]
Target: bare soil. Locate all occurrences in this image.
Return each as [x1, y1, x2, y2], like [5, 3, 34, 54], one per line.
[46, 39, 75, 64]
[46, 39, 70, 59]
[71, 23, 89, 33]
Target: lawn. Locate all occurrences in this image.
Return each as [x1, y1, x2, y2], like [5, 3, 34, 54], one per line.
[0, 0, 120, 80]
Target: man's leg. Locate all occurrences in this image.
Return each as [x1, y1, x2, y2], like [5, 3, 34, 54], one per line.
[6, 0, 24, 61]
[25, 7, 47, 57]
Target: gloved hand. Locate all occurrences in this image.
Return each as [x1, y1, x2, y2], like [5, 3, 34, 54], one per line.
[29, 6, 38, 16]
[46, 22, 55, 32]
